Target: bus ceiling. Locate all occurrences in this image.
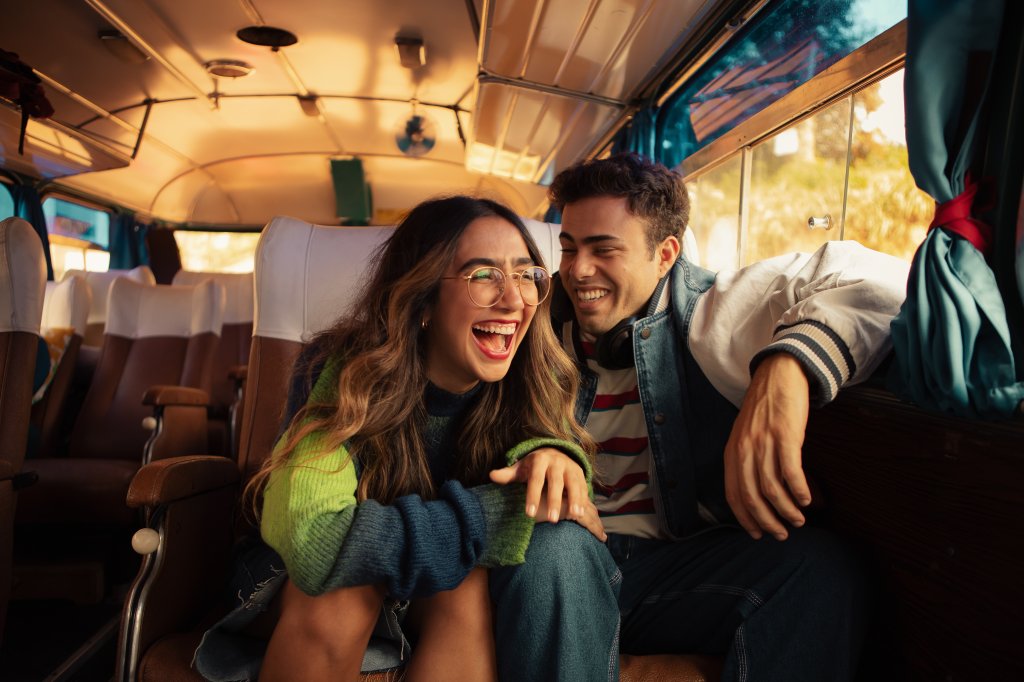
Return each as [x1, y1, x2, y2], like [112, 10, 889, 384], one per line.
[0, 0, 763, 225]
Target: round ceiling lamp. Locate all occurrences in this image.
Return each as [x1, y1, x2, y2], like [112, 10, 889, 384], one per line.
[204, 59, 254, 78]
[236, 26, 298, 51]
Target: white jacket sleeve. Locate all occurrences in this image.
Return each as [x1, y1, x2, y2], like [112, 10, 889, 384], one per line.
[687, 240, 909, 407]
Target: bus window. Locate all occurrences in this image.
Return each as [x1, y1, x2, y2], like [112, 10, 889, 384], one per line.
[686, 154, 742, 272]
[173, 231, 260, 273]
[42, 196, 111, 280]
[660, 0, 906, 166]
[0, 183, 13, 219]
[744, 97, 853, 264]
[844, 69, 932, 260]
[678, 2, 935, 268]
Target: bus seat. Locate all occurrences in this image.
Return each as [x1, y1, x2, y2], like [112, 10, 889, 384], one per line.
[116, 218, 404, 681]
[17, 278, 224, 531]
[115, 216, 720, 682]
[29, 275, 92, 458]
[0, 217, 46, 642]
[171, 270, 255, 458]
[65, 266, 156, 347]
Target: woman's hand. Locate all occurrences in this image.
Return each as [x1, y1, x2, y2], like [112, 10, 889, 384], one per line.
[490, 447, 606, 541]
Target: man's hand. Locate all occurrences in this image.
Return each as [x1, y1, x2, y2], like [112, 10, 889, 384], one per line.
[724, 353, 811, 540]
[490, 447, 606, 541]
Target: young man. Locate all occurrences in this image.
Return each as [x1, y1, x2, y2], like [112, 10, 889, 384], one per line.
[489, 153, 909, 681]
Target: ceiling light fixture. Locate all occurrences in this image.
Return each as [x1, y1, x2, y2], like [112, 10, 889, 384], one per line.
[395, 36, 426, 69]
[236, 25, 298, 52]
[204, 59, 254, 78]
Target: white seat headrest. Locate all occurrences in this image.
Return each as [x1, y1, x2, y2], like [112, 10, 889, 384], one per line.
[105, 278, 225, 339]
[172, 270, 254, 324]
[519, 218, 561, 272]
[0, 217, 46, 334]
[255, 215, 566, 343]
[42, 275, 92, 337]
[66, 265, 157, 326]
[255, 216, 394, 343]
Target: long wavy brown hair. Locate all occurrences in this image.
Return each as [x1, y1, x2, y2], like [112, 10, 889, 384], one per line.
[247, 196, 594, 508]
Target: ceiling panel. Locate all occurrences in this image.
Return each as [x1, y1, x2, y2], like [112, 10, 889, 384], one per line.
[482, 0, 717, 100]
[469, 81, 620, 183]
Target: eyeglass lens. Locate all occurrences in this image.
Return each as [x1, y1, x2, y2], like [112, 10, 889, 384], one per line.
[468, 267, 550, 306]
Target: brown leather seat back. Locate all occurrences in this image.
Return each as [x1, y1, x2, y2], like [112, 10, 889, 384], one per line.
[172, 271, 253, 456]
[171, 271, 254, 411]
[31, 275, 92, 457]
[238, 217, 394, 484]
[0, 217, 46, 641]
[70, 278, 224, 461]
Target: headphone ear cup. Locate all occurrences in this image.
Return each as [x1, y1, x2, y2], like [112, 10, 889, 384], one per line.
[595, 317, 637, 369]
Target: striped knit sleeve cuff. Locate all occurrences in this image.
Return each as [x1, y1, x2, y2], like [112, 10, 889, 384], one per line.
[750, 320, 856, 405]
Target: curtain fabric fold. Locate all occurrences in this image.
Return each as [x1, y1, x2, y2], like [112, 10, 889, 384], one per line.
[108, 211, 147, 270]
[11, 184, 53, 280]
[888, 0, 1024, 418]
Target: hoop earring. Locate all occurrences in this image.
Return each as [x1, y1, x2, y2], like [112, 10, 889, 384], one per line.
[421, 319, 429, 330]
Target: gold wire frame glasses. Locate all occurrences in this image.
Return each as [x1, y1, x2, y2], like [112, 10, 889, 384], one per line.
[441, 265, 552, 308]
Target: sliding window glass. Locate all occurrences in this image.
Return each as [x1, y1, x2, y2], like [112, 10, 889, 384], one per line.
[844, 69, 932, 261]
[744, 98, 851, 265]
[686, 155, 741, 272]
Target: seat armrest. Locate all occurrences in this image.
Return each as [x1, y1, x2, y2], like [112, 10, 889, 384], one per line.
[143, 385, 210, 407]
[127, 455, 239, 508]
[228, 364, 248, 382]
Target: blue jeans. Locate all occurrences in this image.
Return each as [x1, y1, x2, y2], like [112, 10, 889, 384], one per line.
[608, 524, 867, 682]
[489, 522, 622, 682]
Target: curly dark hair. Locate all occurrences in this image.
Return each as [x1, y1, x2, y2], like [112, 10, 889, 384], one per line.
[548, 152, 690, 252]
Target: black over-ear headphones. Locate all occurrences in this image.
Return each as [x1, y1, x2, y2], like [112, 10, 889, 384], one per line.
[595, 316, 637, 370]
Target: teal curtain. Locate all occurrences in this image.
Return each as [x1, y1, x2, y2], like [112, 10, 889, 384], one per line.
[611, 109, 659, 160]
[888, 0, 1024, 418]
[108, 211, 149, 269]
[11, 184, 53, 280]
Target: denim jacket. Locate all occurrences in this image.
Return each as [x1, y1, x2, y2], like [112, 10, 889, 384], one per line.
[553, 243, 909, 539]
[553, 257, 739, 538]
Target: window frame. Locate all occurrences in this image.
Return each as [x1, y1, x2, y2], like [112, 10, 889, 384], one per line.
[681, 21, 906, 179]
[680, 20, 909, 268]
[40, 191, 115, 250]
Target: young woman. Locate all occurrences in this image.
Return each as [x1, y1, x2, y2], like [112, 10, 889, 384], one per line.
[195, 196, 602, 682]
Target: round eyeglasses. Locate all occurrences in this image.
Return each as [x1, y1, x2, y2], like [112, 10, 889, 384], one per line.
[441, 266, 552, 308]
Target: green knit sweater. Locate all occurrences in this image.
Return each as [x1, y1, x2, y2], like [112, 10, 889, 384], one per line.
[260, 356, 592, 600]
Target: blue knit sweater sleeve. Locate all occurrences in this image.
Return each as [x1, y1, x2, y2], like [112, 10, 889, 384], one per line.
[261, 436, 531, 600]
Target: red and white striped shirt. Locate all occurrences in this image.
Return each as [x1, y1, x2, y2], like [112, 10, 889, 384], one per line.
[581, 340, 665, 539]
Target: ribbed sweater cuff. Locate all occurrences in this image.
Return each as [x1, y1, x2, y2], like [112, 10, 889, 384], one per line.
[469, 485, 534, 567]
[750, 320, 856, 406]
[504, 437, 593, 490]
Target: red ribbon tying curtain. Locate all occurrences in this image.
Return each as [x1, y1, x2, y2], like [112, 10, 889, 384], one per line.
[928, 175, 993, 254]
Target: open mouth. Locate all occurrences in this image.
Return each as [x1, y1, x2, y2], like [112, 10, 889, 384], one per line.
[472, 321, 517, 356]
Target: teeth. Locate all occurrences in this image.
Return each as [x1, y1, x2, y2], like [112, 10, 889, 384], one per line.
[472, 322, 516, 335]
[577, 289, 608, 302]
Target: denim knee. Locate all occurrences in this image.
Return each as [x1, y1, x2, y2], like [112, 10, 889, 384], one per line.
[490, 521, 620, 606]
